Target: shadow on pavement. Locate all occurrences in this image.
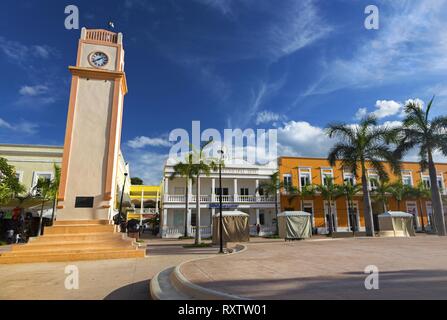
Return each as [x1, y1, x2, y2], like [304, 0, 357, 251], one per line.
[103, 280, 150, 300]
[191, 269, 447, 300]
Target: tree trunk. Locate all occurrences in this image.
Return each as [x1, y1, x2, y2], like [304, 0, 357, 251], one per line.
[50, 198, 57, 226]
[37, 201, 45, 237]
[428, 151, 446, 236]
[195, 176, 201, 244]
[326, 199, 333, 236]
[184, 179, 189, 237]
[361, 163, 375, 237]
[274, 191, 279, 235]
[418, 199, 425, 232]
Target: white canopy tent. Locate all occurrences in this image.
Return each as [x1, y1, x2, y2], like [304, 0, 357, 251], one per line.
[278, 211, 312, 240]
[212, 211, 250, 244]
[378, 211, 416, 237]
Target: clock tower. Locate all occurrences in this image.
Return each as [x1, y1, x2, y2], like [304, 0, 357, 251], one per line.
[57, 28, 128, 221]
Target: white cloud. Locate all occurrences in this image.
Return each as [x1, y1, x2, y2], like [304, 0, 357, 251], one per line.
[0, 37, 55, 65]
[355, 108, 368, 120]
[372, 100, 403, 119]
[268, 0, 331, 60]
[19, 85, 49, 97]
[33, 45, 52, 59]
[0, 118, 38, 135]
[354, 99, 420, 120]
[277, 121, 333, 158]
[127, 136, 171, 149]
[256, 111, 286, 125]
[193, 0, 234, 16]
[404, 98, 425, 109]
[125, 151, 167, 185]
[304, 0, 447, 96]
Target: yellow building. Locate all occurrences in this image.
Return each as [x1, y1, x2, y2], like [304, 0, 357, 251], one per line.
[0, 143, 131, 218]
[279, 156, 447, 234]
[0, 144, 63, 193]
[127, 185, 161, 221]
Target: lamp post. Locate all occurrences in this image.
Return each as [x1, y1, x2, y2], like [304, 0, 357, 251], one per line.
[218, 149, 224, 254]
[118, 172, 128, 233]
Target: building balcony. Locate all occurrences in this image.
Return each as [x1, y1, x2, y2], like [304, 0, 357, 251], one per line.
[164, 194, 276, 203]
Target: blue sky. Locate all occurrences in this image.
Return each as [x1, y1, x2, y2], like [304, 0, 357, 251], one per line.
[1, 0, 447, 184]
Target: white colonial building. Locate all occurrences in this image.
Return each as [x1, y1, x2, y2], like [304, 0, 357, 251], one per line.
[161, 159, 278, 238]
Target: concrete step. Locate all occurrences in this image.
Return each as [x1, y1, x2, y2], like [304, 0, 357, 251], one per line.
[53, 220, 110, 226]
[29, 233, 122, 243]
[2, 247, 140, 257]
[44, 224, 115, 235]
[150, 267, 193, 300]
[11, 240, 135, 252]
[0, 248, 146, 264]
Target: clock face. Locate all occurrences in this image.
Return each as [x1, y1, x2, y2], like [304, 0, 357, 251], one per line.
[89, 52, 109, 68]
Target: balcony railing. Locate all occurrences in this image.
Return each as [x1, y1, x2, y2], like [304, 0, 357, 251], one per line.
[164, 194, 276, 203]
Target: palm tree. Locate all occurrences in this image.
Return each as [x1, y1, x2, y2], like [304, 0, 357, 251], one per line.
[0, 157, 25, 205]
[316, 176, 343, 235]
[34, 178, 52, 237]
[339, 181, 362, 233]
[389, 182, 412, 212]
[327, 116, 402, 236]
[371, 178, 393, 213]
[50, 164, 61, 224]
[408, 183, 432, 232]
[34, 165, 60, 236]
[170, 153, 195, 237]
[258, 171, 283, 235]
[191, 140, 217, 245]
[394, 97, 447, 236]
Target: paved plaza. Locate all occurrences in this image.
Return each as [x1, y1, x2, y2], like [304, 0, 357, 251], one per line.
[2, 235, 447, 300]
[181, 235, 447, 299]
[0, 238, 216, 300]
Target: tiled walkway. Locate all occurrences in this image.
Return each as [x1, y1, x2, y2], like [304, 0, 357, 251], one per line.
[0, 238, 216, 300]
[181, 235, 447, 299]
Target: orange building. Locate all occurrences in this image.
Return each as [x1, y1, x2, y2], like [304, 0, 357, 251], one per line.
[278, 157, 447, 234]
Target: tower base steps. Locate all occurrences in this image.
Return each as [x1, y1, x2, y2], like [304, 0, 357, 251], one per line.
[0, 220, 146, 264]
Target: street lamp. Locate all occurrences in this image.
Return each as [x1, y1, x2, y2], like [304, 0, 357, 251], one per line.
[118, 172, 128, 233]
[218, 149, 224, 254]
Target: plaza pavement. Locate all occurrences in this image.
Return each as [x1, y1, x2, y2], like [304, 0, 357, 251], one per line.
[0, 238, 216, 300]
[2, 235, 447, 300]
[181, 235, 447, 300]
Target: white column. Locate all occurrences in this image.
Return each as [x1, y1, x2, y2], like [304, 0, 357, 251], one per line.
[164, 178, 169, 201]
[188, 179, 193, 202]
[256, 208, 260, 225]
[211, 208, 215, 232]
[155, 191, 159, 214]
[163, 209, 168, 227]
[187, 209, 192, 236]
[211, 178, 216, 202]
[139, 190, 143, 226]
[255, 179, 260, 201]
[233, 178, 238, 202]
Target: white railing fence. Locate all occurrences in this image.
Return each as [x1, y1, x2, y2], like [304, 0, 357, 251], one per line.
[165, 194, 276, 203]
[189, 226, 212, 238]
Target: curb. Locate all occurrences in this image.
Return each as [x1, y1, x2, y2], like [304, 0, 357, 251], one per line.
[150, 243, 249, 300]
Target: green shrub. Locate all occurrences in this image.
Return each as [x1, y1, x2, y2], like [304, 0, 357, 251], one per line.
[183, 243, 212, 248]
